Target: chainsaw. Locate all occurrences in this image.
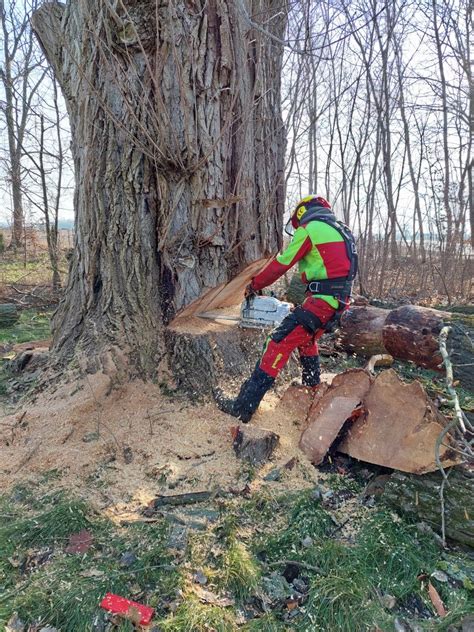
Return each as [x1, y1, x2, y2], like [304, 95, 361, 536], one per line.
[198, 295, 292, 329]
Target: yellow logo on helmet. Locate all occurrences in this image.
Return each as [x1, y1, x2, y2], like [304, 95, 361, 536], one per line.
[296, 206, 306, 220]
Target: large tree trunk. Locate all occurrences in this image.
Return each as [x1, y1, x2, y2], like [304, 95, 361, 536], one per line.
[32, 1, 286, 376]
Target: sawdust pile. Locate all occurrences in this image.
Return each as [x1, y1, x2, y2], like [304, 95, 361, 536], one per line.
[0, 373, 320, 520]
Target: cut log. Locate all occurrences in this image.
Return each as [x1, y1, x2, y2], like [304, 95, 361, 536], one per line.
[338, 306, 389, 357]
[382, 467, 474, 547]
[276, 384, 326, 429]
[232, 425, 279, 465]
[299, 369, 372, 465]
[382, 305, 445, 370]
[0, 303, 19, 328]
[338, 369, 459, 473]
[338, 305, 473, 394]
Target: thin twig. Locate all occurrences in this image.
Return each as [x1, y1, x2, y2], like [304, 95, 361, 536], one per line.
[438, 326, 467, 433]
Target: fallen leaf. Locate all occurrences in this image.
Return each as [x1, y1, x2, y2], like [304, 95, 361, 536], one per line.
[194, 585, 235, 607]
[126, 606, 141, 625]
[284, 457, 297, 470]
[428, 581, 447, 617]
[5, 613, 25, 632]
[230, 426, 241, 442]
[65, 530, 93, 554]
[79, 568, 104, 578]
[431, 570, 449, 583]
[7, 556, 20, 568]
[286, 598, 299, 611]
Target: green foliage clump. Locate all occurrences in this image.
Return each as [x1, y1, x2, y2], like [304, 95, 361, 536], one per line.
[218, 536, 260, 600]
[161, 598, 237, 632]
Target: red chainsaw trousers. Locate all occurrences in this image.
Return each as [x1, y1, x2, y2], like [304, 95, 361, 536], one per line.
[259, 297, 336, 378]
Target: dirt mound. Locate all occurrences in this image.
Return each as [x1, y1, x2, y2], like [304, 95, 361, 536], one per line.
[0, 373, 321, 519]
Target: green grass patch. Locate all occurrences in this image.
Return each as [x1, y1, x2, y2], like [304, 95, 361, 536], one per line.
[161, 597, 237, 632]
[0, 478, 471, 631]
[0, 487, 180, 631]
[0, 252, 66, 285]
[0, 308, 52, 345]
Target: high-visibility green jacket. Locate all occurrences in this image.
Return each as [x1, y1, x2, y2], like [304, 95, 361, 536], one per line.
[251, 218, 351, 308]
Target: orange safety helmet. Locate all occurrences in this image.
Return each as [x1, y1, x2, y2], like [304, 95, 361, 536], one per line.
[286, 195, 332, 235]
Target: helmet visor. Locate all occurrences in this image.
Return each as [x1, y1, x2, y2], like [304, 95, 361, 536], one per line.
[284, 218, 294, 237]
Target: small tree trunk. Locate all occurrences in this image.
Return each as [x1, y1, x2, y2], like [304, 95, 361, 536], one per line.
[32, 0, 287, 377]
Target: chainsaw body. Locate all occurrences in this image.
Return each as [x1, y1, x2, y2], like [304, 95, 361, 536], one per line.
[240, 296, 291, 329]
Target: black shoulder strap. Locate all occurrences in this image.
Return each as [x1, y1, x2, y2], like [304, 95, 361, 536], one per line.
[313, 216, 358, 282]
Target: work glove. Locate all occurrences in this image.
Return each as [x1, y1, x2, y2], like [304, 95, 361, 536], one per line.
[244, 283, 257, 299]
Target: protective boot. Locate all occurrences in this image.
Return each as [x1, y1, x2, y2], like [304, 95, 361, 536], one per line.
[214, 366, 275, 423]
[300, 355, 321, 387]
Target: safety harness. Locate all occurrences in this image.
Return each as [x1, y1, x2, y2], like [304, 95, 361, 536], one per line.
[299, 209, 358, 302]
[292, 207, 358, 334]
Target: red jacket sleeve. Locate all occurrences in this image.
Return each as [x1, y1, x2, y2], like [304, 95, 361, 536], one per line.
[251, 227, 312, 291]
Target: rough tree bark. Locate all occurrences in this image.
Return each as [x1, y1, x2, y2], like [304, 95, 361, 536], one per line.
[32, 0, 287, 376]
[338, 305, 474, 397]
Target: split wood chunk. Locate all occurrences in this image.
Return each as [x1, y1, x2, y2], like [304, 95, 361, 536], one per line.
[338, 369, 459, 473]
[277, 384, 327, 429]
[232, 425, 279, 465]
[338, 306, 389, 357]
[299, 369, 373, 465]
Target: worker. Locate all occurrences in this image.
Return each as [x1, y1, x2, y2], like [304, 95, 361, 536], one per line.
[215, 194, 357, 423]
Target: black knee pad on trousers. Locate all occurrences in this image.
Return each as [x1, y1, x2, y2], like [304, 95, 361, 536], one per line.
[270, 312, 300, 343]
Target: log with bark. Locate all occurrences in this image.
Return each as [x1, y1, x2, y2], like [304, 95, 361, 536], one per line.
[338, 305, 473, 392]
[0, 303, 19, 328]
[382, 467, 474, 548]
[338, 306, 389, 357]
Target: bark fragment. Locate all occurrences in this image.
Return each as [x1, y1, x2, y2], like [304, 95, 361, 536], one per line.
[232, 425, 279, 465]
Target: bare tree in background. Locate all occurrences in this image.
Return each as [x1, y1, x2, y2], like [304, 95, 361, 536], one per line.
[0, 0, 46, 249]
[283, 0, 471, 302]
